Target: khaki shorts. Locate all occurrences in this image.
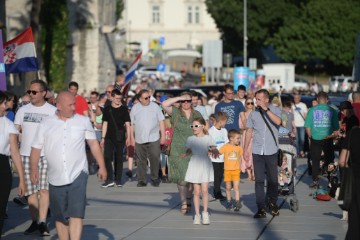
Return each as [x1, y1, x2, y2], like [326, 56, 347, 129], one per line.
[224, 169, 240, 182]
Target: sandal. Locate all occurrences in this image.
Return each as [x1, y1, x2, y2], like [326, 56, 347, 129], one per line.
[180, 204, 188, 215]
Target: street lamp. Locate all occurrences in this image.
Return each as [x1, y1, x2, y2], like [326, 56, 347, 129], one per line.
[243, 0, 247, 67]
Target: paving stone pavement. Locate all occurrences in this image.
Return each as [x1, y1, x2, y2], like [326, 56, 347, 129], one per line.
[3, 158, 347, 240]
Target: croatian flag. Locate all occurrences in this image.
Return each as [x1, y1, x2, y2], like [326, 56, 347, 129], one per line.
[124, 52, 142, 83]
[3, 27, 39, 73]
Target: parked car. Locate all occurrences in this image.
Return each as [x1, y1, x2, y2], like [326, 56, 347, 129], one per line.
[294, 77, 310, 90]
[135, 66, 182, 81]
[329, 75, 353, 92]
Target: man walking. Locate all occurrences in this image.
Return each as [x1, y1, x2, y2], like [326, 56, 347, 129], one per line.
[68, 81, 89, 116]
[305, 91, 339, 188]
[244, 89, 282, 218]
[101, 89, 131, 187]
[292, 93, 308, 157]
[30, 91, 107, 240]
[215, 84, 245, 131]
[130, 89, 165, 187]
[14, 79, 57, 235]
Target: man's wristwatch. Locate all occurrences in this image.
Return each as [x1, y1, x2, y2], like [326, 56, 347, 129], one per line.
[264, 108, 269, 113]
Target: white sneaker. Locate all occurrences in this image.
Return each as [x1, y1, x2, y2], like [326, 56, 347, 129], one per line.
[202, 211, 210, 225]
[193, 214, 201, 225]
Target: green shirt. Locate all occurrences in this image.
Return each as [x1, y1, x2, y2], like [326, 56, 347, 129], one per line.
[304, 104, 339, 140]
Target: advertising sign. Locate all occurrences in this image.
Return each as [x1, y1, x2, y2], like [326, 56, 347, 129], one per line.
[233, 67, 249, 91]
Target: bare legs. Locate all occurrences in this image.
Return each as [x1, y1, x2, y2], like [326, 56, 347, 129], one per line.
[193, 183, 209, 215]
[55, 218, 83, 240]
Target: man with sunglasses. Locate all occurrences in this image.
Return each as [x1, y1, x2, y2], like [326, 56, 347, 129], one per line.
[130, 89, 166, 187]
[215, 84, 245, 131]
[14, 79, 57, 236]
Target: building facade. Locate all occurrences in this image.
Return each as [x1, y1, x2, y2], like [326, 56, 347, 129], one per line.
[119, 0, 220, 52]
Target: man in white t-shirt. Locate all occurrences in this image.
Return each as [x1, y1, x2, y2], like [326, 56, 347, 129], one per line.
[292, 94, 308, 157]
[14, 79, 57, 236]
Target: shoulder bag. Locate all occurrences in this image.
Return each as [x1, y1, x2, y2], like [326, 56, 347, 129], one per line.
[259, 109, 283, 167]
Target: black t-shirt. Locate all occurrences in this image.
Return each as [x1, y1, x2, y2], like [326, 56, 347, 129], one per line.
[339, 115, 359, 149]
[102, 105, 130, 140]
[345, 127, 360, 172]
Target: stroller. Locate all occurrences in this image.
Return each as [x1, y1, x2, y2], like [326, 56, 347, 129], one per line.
[278, 136, 299, 212]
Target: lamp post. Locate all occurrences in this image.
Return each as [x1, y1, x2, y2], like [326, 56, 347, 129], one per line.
[243, 0, 247, 67]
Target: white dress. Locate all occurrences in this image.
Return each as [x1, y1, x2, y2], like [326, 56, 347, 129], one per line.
[184, 135, 215, 183]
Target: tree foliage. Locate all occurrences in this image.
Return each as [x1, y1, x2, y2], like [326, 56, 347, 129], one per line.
[40, 0, 68, 92]
[205, 0, 360, 74]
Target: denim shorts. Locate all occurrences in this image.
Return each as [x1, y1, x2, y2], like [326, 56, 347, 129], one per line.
[49, 171, 88, 223]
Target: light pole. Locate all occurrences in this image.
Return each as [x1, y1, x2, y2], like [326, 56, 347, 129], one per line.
[243, 0, 247, 67]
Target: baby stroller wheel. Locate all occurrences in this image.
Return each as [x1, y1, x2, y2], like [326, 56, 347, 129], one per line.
[290, 197, 299, 212]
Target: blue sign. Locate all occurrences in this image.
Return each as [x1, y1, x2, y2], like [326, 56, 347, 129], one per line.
[234, 67, 249, 91]
[159, 37, 165, 46]
[157, 63, 166, 72]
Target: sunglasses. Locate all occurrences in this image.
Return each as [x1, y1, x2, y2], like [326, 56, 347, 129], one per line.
[27, 90, 41, 95]
[180, 100, 191, 103]
[246, 102, 254, 105]
[190, 124, 203, 129]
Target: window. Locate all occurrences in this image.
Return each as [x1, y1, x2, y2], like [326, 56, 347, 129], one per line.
[152, 5, 160, 24]
[187, 5, 200, 24]
[195, 6, 200, 24]
[187, 6, 192, 24]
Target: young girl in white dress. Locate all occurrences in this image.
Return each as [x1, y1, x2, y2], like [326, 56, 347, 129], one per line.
[182, 117, 217, 225]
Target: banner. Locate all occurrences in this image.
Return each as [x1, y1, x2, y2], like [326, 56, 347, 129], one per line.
[234, 67, 249, 91]
[0, 30, 6, 90]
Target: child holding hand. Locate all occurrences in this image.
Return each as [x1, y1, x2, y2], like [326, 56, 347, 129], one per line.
[219, 129, 243, 211]
[182, 117, 217, 225]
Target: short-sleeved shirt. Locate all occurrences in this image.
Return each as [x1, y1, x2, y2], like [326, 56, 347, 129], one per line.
[0, 116, 18, 156]
[75, 95, 89, 115]
[219, 143, 243, 170]
[247, 105, 282, 155]
[194, 105, 209, 121]
[304, 103, 339, 140]
[102, 105, 130, 141]
[279, 111, 294, 136]
[292, 102, 308, 127]
[215, 100, 245, 131]
[130, 102, 165, 144]
[14, 102, 57, 156]
[32, 114, 96, 186]
[208, 126, 228, 163]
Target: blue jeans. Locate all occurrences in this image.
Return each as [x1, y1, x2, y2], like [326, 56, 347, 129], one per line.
[253, 153, 278, 209]
[296, 127, 305, 154]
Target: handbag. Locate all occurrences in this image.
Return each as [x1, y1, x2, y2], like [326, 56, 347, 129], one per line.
[337, 130, 353, 211]
[259, 108, 283, 167]
[109, 108, 124, 142]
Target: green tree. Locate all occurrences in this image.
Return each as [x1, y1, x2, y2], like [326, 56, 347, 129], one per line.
[205, 0, 299, 57]
[269, 0, 360, 74]
[40, 0, 68, 92]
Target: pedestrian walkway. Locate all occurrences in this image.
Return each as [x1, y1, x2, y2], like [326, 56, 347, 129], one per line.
[3, 158, 347, 240]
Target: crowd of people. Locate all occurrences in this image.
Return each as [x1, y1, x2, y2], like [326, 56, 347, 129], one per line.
[1, 74, 360, 238]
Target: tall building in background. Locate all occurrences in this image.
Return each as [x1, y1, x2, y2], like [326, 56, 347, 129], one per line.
[118, 0, 220, 55]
